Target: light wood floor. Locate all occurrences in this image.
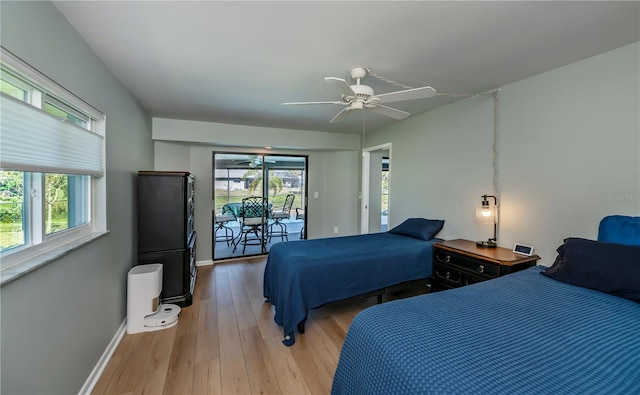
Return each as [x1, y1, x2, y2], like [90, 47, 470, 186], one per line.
[92, 257, 428, 395]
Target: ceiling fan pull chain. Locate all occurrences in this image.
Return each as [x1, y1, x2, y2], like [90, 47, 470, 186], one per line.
[366, 67, 500, 99]
[436, 88, 500, 98]
[365, 68, 414, 90]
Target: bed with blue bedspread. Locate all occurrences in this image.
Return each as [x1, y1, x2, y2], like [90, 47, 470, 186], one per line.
[332, 215, 640, 394]
[264, 218, 444, 346]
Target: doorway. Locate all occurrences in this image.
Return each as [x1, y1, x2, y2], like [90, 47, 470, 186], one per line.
[361, 143, 391, 234]
[212, 152, 307, 260]
[381, 157, 389, 232]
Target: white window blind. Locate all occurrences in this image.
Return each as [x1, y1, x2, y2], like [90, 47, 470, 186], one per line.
[0, 94, 104, 176]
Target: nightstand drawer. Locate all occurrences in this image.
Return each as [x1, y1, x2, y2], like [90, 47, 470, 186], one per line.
[434, 251, 500, 278]
[433, 264, 462, 286]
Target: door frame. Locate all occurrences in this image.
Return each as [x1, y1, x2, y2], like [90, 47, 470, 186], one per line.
[361, 142, 391, 234]
[212, 152, 308, 260]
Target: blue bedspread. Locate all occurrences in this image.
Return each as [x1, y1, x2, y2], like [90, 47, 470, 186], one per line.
[263, 232, 438, 346]
[332, 266, 640, 394]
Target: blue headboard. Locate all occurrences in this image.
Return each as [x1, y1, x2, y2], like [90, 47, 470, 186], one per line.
[597, 215, 640, 246]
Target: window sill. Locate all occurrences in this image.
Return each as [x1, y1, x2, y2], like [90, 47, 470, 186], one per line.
[0, 230, 110, 286]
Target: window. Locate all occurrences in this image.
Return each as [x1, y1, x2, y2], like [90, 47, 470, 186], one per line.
[0, 171, 25, 250]
[44, 96, 91, 129]
[0, 47, 106, 277]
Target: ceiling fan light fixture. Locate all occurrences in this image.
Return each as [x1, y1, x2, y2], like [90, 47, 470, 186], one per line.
[350, 84, 374, 98]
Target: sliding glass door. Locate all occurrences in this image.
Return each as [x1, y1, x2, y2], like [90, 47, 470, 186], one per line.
[212, 152, 307, 260]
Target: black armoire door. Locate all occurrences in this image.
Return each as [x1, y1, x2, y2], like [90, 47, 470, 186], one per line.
[137, 171, 196, 307]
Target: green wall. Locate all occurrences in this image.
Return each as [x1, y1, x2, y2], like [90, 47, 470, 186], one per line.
[0, 2, 153, 393]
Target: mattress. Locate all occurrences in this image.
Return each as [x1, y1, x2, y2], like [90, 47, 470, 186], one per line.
[332, 266, 640, 394]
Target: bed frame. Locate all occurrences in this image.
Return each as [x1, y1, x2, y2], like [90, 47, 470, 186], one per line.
[295, 276, 431, 334]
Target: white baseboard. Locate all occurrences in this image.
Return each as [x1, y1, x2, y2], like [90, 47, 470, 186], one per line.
[196, 255, 266, 267]
[196, 259, 214, 267]
[78, 318, 127, 395]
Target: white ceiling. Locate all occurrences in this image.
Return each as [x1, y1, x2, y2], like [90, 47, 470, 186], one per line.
[52, 1, 639, 135]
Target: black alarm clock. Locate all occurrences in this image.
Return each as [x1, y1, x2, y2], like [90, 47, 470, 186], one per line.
[513, 243, 534, 256]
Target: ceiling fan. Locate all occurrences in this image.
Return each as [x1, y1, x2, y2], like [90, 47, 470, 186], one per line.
[283, 67, 437, 123]
[234, 156, 276, 168]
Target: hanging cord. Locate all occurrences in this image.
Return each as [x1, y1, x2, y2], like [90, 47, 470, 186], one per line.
[365, 67, 501, 196]
[491, 90, 499, 240]
[436, 89, 500, 98]
[365, 69, 414, 90]
[365, 67, 499, 98]
[364, 67, 501, 191]
[492, 91, 499, 196]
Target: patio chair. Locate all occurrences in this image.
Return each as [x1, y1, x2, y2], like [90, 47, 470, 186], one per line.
[213, 210, 235, 246]
[268, 194, 295, 242]
[296, 207, 305, 239]
[234, 196, 269, 254]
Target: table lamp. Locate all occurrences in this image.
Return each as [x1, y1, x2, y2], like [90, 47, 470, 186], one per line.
[476, 194, 498, 248]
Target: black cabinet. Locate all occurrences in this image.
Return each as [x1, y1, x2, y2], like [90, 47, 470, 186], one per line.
[137, 171, 196, 306]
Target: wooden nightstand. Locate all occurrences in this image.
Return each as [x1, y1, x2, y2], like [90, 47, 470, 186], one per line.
[432, 239, 540, 292]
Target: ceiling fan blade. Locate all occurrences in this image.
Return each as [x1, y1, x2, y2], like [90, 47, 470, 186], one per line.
[325, 77, 356, 98]
[329, 107, 351, 123]
[283, 101, 348, 106]
[374, 86, 437, 104]
[371, 105, 410, 120]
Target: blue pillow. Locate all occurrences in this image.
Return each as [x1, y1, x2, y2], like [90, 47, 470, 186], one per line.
[597, 215, 640, 246]
[389, 218, 444, 241]
[542, 237, 640, 302]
